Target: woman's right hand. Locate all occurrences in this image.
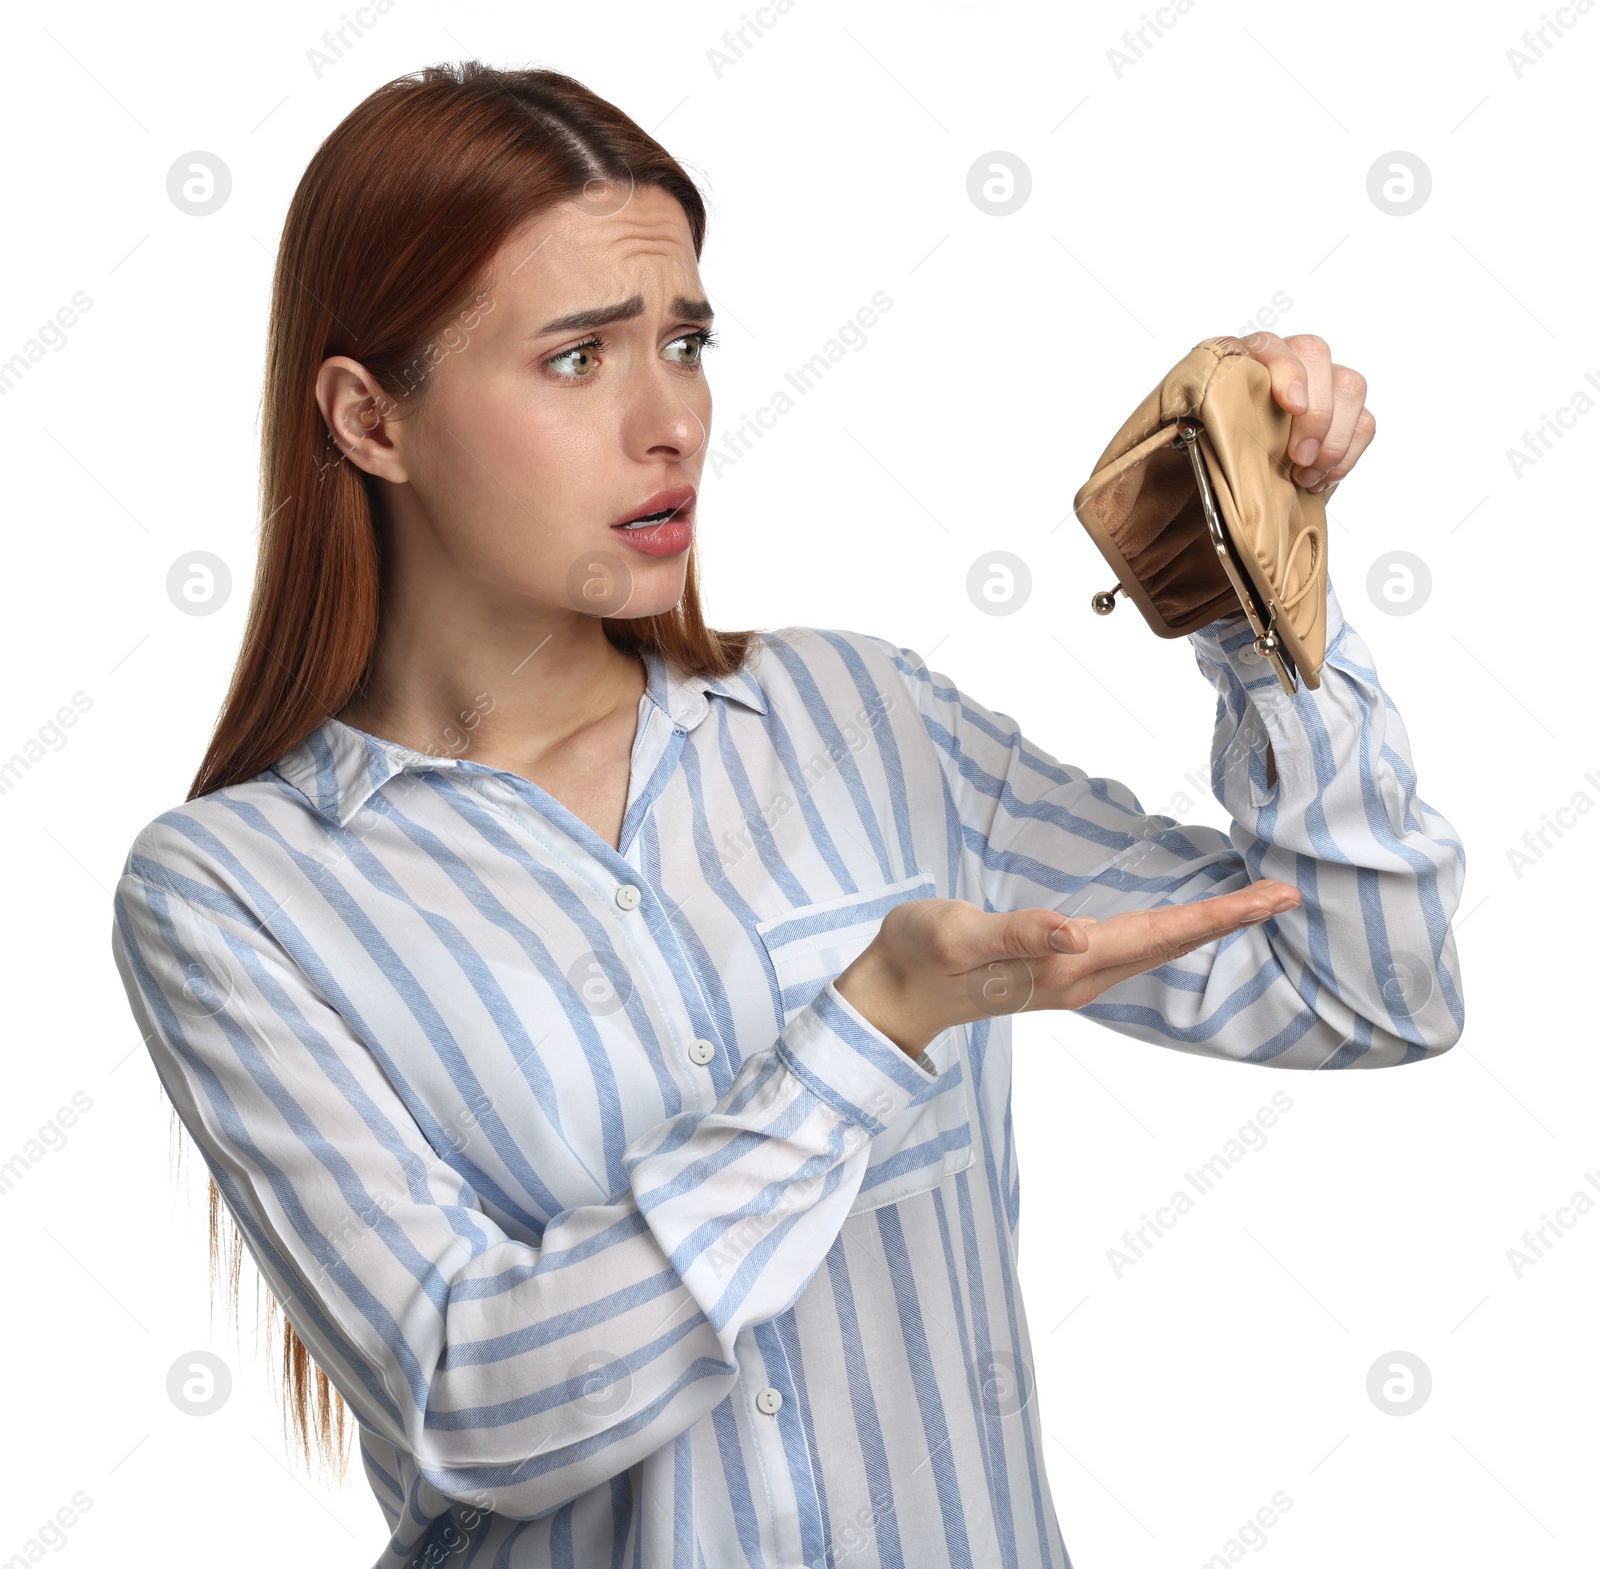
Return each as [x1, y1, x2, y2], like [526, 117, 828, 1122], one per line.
[834, 881, 1303, 1059]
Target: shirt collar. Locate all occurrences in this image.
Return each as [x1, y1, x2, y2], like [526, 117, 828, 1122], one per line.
[270, 643, 768, 828]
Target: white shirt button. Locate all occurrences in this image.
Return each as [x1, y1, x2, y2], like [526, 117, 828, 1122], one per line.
[755, 1386, 783, 1416]
[688, 1037, 716, 1066]
[614, 884, 642, 910]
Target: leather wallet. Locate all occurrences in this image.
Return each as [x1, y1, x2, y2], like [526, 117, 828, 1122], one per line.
[1072, 335, 1328, 694]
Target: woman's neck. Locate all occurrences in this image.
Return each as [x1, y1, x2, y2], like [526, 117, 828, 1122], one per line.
[335, 599, 648, 776]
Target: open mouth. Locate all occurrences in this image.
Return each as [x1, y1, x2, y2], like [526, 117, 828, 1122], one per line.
[615, 506, 681, 530]
[611, 486, 696, 539]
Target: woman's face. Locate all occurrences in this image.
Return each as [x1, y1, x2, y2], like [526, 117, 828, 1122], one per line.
[330, 181, 714, 622]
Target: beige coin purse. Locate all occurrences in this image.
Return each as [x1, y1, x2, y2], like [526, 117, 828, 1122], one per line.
[1073, 335, 1329, 694]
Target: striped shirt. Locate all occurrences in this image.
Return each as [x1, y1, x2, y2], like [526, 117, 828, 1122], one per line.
[110, 577, 1465, 1569]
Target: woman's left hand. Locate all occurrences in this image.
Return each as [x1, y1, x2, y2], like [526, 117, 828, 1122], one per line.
[1240, 331, 1376, 496]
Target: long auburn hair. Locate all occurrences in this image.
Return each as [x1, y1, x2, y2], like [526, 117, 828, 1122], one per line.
[184, 60, 758, 1481]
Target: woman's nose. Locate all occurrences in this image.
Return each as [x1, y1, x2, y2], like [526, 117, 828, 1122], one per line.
[627, 366, 707, 461]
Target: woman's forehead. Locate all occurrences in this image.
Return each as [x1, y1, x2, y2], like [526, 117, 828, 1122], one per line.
[489, 198, 702, 320]
[502, 187, 693, 269]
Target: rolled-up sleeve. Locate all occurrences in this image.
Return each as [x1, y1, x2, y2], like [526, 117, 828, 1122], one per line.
[879, 575, 1467, 1069]
[110, 852, 936, 1521]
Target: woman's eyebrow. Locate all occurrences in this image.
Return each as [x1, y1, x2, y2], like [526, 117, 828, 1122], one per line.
[531, 295, 714, 337]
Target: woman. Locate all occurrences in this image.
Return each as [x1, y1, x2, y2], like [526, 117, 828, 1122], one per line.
[110, 61, 1465, 1569]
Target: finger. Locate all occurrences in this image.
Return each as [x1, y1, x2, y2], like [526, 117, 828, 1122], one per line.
[1073, 883, 1299, 972]
[1038, 888, 1302, 1007]
[1304, 403, 1376, 493]
[1294, 364, 1368, 488]
[916, 900, 1088, 972]
[996, 907, 1098, 958]
[1279, 334, 1335, 472]
[1061, 923, 1264, 1000]
[916, 884, 1298, 994]
[1240, 331, 1309, 416]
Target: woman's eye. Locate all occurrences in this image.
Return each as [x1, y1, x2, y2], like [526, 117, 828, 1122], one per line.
[667, 328, 718, 368]
[544, 328, 717, 381]
[545, 337, 603, 379]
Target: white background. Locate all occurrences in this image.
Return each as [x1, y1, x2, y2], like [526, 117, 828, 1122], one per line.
[2, 0, 1594, 1563]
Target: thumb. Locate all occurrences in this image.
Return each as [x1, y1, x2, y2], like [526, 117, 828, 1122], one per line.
[1004, 908, 1094, 953]
[1048, 913, 1099, 952]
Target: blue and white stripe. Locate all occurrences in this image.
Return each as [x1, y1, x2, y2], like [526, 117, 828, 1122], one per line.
[110, 575, 1465, 1567]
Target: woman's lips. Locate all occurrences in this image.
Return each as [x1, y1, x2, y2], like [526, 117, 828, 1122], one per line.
[612, 484, 696, 528]
[611, 504, 694, 556]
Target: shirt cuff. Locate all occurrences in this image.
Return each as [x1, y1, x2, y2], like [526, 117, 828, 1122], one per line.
[1186, 574, 1349, 682]
[775, 981, 939, 1137]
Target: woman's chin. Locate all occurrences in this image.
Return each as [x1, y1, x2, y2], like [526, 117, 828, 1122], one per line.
[595, 569, 689, 621]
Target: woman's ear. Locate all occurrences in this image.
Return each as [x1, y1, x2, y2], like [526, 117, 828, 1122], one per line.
[314, 354, 410, 483]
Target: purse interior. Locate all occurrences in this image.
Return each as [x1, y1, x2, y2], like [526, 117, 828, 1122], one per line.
[1078, 433, 1239, 634]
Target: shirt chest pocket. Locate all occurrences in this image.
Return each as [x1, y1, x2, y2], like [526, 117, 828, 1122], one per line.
[755, 872, 979, 1214]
